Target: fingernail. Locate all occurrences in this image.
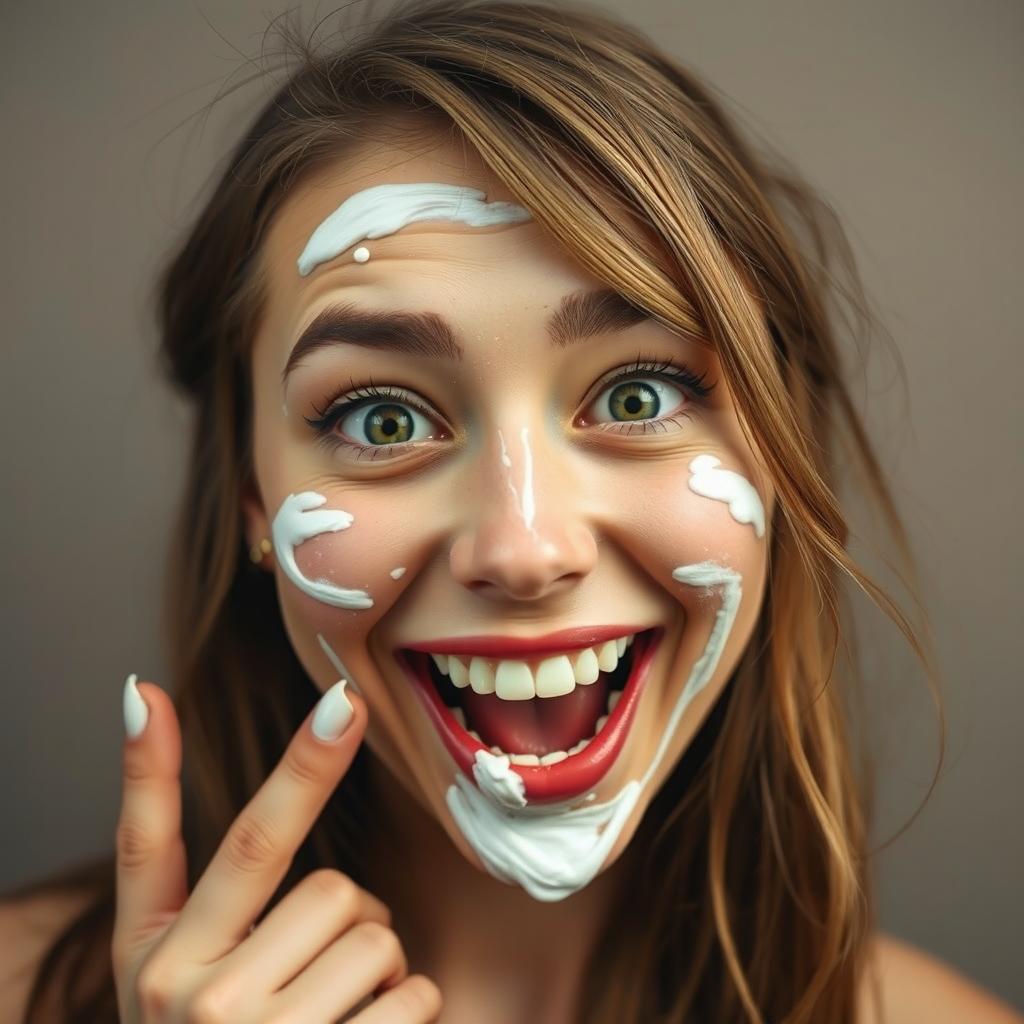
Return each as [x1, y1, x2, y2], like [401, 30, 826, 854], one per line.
[123, 673, 148, 739]
[311, 679, 354, 742]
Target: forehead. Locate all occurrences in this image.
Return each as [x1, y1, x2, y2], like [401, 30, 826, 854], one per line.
[266, 123, 511, 255]
[256, 128, 614, 362]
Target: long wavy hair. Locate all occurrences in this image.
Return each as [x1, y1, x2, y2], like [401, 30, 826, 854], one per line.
[13, 1, 942, 1020]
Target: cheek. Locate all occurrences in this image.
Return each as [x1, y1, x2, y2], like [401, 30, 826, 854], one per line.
[607, 454, 770, 646]
[268, 484, 432, 677]
[621, 468, 764, 569]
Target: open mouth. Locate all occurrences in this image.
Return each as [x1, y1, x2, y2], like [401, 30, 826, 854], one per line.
[395, 626, 663, 803]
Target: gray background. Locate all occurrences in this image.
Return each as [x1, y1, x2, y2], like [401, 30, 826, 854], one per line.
[2, 0, 1020, 1008]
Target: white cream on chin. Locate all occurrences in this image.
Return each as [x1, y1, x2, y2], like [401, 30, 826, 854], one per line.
[296, 182, 533, 277]
[271, 492, 374, 609]
[446, 560, 743, 901]
[688, 454, 766, 538]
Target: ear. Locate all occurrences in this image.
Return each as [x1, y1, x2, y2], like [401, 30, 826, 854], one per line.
[241, 477, 274, 569]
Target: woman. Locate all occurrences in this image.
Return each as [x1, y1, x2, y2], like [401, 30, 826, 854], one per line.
[4, 0, 1019, 1020]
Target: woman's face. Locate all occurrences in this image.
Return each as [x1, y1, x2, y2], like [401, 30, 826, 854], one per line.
[246, 127, 774, 900]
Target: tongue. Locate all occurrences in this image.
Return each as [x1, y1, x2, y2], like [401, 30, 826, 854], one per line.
[461, 676, 610, 756]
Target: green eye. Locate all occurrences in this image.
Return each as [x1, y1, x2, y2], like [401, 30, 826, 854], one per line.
[607, 381, 661, 421]
[361, 404, 415, 444]
[305, 386, 442, 455]
[593, 377, 684, 424]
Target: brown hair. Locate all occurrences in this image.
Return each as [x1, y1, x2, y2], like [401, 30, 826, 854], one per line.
[13, 1, 942, 1020]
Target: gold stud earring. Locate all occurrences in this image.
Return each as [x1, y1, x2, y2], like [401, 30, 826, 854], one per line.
[249, 537, 273, 564]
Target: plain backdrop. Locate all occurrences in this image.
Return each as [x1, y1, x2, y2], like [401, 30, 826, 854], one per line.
[2, 0, 1021, 1009]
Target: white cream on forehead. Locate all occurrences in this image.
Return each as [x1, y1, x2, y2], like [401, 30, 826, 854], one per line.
[296, 182, 534, 277]
[271, 492, 373, 609]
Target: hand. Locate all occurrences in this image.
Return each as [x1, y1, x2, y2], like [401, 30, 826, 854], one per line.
[111, 675, 442, 1022]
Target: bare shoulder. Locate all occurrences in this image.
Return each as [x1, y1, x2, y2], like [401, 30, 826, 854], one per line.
[0, 885, 98, 1019]
[858, 932, 1023, 1024]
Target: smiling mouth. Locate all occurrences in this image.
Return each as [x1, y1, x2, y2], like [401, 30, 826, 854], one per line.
[395, 626, 663, 803]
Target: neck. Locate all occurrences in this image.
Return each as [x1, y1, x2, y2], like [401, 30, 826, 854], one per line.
[363, 754, 635, 1021]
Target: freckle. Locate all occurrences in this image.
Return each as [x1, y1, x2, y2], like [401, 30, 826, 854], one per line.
[390, 566, 407, 579]
[353, 246, 370, 263]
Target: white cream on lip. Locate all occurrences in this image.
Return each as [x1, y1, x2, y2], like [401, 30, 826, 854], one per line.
[271, 492, 373, 609]
[297, 182, 533, 277]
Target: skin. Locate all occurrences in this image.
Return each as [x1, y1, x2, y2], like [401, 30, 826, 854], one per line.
[239, 123, 775, 1019]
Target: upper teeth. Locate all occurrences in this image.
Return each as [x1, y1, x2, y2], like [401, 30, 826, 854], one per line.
[429, 633, 635, 701]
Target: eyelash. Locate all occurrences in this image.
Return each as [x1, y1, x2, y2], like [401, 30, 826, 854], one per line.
[303, 355, 717, 460]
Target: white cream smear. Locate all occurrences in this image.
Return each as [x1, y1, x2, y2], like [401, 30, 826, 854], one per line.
[271, 492, 374, 609]
[688, 454, 766, 538]
[446, 455, 764, 901]
[318, 632, 364, 697]
[497, 426, 537, 533]
[296, 182, 533, 277]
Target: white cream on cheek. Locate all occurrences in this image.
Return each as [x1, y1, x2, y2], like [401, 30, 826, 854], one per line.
[271, 491, 374, 609]
[688, 454, 766, 538]
[296, 182, 533, 277]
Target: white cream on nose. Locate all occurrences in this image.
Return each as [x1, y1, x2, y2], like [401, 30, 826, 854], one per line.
[497, 426, 537, 534]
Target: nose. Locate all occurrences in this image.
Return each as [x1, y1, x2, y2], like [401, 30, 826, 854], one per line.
[448, 426, 598, 602]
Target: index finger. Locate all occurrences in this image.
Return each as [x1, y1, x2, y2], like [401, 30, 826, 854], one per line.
[114, 677, 188, 952]
[167, 678, 368, 961]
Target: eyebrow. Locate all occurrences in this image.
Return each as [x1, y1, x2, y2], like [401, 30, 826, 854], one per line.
[281, 287, 651, 385]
